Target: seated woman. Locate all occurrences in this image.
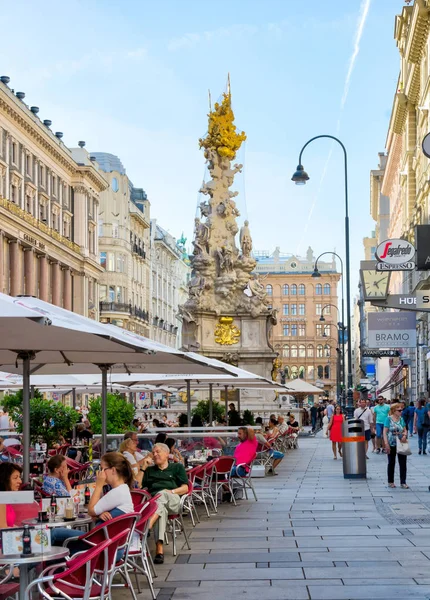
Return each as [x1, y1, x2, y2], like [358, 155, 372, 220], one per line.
[232, 427, 258, 476]
[0, 462, 78, 546]
[287, 414, 300, 434]
[42, 455, 72, 497]
[263, 418, 284, 475]
[165, 437, 184, 464]
[87, 452, 134, 522]
[119, 438, 145, 486]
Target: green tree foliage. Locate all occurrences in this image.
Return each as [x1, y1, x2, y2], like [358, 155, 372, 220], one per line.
[3, 390, 79, 449]
[242, 409, 255, 426]
[87, 393, 135, 434]
[192, 399, 224, 424]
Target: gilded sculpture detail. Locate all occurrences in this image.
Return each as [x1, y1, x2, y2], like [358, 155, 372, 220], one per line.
[214, 317, 241, 346]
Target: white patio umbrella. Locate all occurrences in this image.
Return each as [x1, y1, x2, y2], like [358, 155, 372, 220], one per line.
[284, 379, 324, 394]
[0, 294, 233, 478]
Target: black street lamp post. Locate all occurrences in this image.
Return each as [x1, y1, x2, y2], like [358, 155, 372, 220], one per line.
[292, 135, 354, 417]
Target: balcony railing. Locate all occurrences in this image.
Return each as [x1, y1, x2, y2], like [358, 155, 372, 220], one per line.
[132, 243, 146, 259]
[100, 302, 149, 322]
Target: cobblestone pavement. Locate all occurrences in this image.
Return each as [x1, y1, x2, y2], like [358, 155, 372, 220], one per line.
[120, 433, 430, 600]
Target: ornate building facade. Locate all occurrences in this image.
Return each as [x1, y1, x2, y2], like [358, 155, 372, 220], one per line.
[0, 76, 106, 317]
[150, 221, 190, 348]
[254, 247, 341, 397]
[90, 152, 151, 337]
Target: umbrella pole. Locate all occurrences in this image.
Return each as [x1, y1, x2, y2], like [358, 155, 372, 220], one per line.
[224, 385, 228, 424]
[72, 387, 76, 410]
[186, 380, 191, 427]
[99, 365, 109, 455]
[19, 352, 35, 484]
[209, 383, 213, 426]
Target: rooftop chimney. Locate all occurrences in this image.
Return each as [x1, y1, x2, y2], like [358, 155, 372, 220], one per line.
[78, 141, 86, 148]
[0, 76, 10, 85]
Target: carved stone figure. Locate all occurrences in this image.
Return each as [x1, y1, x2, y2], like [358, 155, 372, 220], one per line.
[199, 201, 210, 218]
[248, 274, 266, 301]
[217, 244, 234, 272]
[192, 218, 209, 255]
[240, 220, 253, 257]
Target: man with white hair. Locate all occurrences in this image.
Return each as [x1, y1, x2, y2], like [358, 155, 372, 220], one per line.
[141, 442, 188, 564]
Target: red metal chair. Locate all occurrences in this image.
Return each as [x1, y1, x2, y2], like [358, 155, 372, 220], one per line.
[231, 461, 258, 502]
[130, 489, 151, 510]
[212, 456, 235, 507]
[24, 537, 113, 600]
[0, 564, 19, 600]
[126, 500, 158, 600]
[166, 482, 192, 556]
[62, 512, 140, 600]
[192, 458, 218, 516]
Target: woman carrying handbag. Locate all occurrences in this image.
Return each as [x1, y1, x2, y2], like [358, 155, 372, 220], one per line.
[383, 402, 410, 489]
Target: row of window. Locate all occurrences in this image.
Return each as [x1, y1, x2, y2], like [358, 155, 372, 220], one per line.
[282, 344, 331, 358]
[283, 323, 332, 337]
[286, 365, 330, 380]
[266, 283, 331, 296]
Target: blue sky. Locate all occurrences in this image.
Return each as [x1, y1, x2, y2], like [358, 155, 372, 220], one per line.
[0, 0, 400, 292]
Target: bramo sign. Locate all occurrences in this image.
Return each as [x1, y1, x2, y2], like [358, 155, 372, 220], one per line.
[376, 239, 415, 265]
[367, 312, 416, 349]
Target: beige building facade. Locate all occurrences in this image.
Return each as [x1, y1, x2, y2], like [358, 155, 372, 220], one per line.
[0, 77, 106, 317]
[254, 247, 341, 397]
[91, 153, 151, 337]
[150, 222, 190, 348]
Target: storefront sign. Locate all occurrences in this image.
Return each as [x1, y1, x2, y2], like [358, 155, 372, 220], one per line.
[376, 239, 415, 265]
[415, 225, 430, 270]
[19, 231, 46, 251]
[368, 312, 416, 349]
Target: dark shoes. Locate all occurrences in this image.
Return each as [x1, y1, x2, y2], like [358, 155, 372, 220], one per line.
[154, 553, 164, 564]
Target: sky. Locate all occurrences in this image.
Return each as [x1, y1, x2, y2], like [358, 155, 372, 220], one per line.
[0, 0, 401, 294]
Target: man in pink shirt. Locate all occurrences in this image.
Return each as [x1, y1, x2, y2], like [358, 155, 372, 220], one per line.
[232, 427, 258, 476]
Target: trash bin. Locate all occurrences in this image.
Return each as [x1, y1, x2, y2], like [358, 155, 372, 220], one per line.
[342, 419, 366, 479]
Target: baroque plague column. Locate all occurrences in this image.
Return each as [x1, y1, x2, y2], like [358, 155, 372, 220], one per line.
[180, 90, 277, 384]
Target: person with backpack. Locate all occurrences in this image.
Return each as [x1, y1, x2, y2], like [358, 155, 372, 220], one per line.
[414, 399, 430, 455]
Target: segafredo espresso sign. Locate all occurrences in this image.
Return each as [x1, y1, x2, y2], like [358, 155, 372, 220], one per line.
[368, 312, 416, 349]
[376, 239, 415, 265]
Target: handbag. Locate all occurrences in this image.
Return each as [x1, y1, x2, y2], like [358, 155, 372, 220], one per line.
[396, 437, 412, 456]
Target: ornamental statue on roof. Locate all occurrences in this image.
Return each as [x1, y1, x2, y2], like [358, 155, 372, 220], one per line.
[180, 86, 271, 322]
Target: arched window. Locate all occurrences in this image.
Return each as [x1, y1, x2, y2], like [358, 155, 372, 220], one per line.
[282, 345, 290, 358]
[291, 344, 298, 358]
[316, 283, 322, 295]
[307, 344, 314, 358]
[317, 365, 324, 379]
[291, 366, 299, 379]
[324, 365, 330, 379]
[266, 284, 273, 296]
[299, 366, 305, 379]
[299, 344, 306, 358]
[324, 283, 331, 295]
[291, 284, 297, 295]
[283, 284, 289, 295]
[307, 365, 315, 379]
[317, 344, 323, 358]
[299, 284, 305, 295]
[324, 344, 331, 357]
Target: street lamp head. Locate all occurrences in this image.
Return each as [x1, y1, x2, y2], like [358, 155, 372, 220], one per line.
[291, 164, 309, 185]
[312, 267, 321, 278]
[319, 315, 325, 322]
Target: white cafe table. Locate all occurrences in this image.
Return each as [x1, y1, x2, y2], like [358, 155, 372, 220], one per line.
[0, 546, 69, 600]
[22, 515, 92, 530]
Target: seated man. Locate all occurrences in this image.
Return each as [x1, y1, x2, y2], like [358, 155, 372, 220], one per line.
[141, 443, 188, 565]
[287, 414, 300, 434]
[263, 418, 284, 475]
[232, 427, 258, 476]
[277, 415, 288, 434]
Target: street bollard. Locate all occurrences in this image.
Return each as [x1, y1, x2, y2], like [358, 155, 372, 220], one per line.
[341, 419, 366, 479]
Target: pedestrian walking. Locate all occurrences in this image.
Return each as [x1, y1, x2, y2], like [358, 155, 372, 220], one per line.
[327, 405, 345, 460]
[310, 403, 318, 433]
[383, 402, 409, 489]
[373, 396, 390, 453]
[414, 399, 430, 455]
[404, 401, 415, 436]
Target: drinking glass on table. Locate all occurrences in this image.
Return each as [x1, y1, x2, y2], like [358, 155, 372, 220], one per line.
[48, 506, 56, 521]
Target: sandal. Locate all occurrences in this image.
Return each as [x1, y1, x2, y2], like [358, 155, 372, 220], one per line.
[154, 553, 164, 564]
[388, 483, 396, 488]
[401, 484, 409, 489]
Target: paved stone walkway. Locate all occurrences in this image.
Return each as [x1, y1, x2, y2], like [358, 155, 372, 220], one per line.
[124, 433, 430, 600]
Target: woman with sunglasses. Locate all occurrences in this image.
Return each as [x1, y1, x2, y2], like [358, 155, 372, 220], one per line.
[383, 403, 409, 489]
[88, 452, 134, 522]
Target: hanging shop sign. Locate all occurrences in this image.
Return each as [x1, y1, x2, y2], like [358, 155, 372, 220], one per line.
[368, 312, 416, 349]
[415, 225, 430, 270]
[375, 238, 415, 271]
